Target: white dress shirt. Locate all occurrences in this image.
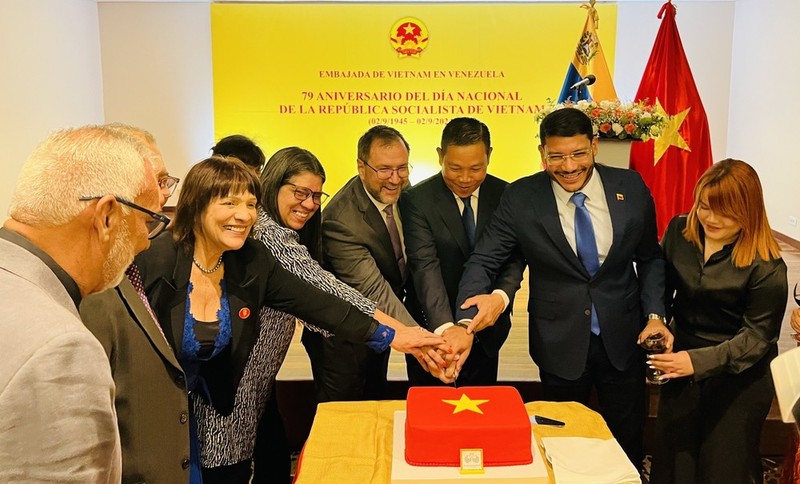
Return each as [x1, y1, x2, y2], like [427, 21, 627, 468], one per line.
[453, 187, 480, 225]
[550, 168, 613, 264]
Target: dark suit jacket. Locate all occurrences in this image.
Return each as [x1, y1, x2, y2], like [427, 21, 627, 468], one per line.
[456, 164, 665, 380]
[322, 175, 417, 326]
[135, 233, 377, 415]
[81, 279, 191, 484]
[399, 173, 524, 357]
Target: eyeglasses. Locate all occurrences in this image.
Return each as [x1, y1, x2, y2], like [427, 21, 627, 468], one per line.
[360, 160, 412, 180]
[79, 195, 171, 239]
[544, 149, 593, 166]
[284, 183, 329, 206]
[158, 175, 180, 196]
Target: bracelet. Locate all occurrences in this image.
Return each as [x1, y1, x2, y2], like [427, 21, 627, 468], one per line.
[453, 322, 471, 330]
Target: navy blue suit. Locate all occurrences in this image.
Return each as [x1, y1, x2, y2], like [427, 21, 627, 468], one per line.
[456, 164, 665, 466]
[400, 173, 524, 385]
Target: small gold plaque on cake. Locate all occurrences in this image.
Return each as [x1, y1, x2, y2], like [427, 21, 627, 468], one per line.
[459, 448, 484, 474]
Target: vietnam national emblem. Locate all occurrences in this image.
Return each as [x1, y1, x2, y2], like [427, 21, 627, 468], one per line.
[390, 17, 429, 58]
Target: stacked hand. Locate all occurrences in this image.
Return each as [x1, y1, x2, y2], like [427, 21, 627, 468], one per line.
[459, 293, 505, 333]
[390, 325, 447, 367]
[408, 325, 477, 384]
[439, 325, 474, 381]
[374, 308, 481, 384]
[373, 309, 458, 383]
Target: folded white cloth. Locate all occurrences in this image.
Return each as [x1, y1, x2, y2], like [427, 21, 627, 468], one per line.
[541, 436, 641, 484]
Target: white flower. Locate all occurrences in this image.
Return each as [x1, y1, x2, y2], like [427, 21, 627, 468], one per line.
[535, 98, 667, 142]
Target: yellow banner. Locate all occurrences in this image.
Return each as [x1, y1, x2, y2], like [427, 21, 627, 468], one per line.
[212, 3, 617, 195]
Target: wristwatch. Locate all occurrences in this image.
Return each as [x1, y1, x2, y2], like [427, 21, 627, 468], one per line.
[647, 313, 667, 325]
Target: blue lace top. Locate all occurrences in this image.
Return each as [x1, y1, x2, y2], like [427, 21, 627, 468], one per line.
[181, 280, 233, 401]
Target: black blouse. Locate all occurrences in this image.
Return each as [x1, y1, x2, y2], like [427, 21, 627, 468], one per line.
[662, 215, 787, 380]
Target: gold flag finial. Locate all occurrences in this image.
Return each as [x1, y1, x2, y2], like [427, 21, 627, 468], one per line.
[581, 0, 600, 29]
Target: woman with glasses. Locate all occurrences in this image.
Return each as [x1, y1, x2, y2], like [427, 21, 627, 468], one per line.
[648, 159, 787, 483]
[204, 144, 445, 482]
[134, 156, 443, 484]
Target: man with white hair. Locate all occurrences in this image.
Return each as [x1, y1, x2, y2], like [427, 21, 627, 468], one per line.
[0, 125, 163, 482]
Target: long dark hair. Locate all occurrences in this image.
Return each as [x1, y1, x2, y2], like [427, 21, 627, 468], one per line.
[260, 147, 326, 262]
[172, 156, 261, 253]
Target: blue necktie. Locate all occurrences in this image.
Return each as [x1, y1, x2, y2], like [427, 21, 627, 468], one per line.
[461, 196, 476, 250]
[571, 192, 601, 335]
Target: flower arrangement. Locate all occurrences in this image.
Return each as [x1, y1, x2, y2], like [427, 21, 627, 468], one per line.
[534, 99, 667, 142]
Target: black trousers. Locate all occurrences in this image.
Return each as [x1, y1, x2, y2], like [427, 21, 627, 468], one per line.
[200, 390, 291, 484]
[301, 328, 390, 402]
[538, 332, 646, 469]
[650, 346, 776, 484]
[252, 388, 291, 484]
[201, 459, 251, 484]
[405, 341, 500, 387]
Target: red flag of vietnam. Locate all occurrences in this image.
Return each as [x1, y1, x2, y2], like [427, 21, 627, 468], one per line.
[629, 1, 713, 239]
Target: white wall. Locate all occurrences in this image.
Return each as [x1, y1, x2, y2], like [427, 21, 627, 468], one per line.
[727, 0, 800, 239]
[0, 0, 104, 216]
[98, 1, 214, 201]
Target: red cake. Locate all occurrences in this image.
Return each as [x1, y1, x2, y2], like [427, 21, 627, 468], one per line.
[404, 386, 532, 467]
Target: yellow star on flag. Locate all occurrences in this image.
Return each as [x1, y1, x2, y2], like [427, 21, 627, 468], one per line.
[653, 98, 691, 165]
[442, 394, 490, 415]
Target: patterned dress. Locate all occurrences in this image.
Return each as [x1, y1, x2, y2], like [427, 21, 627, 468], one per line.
[193, 210, 376, 467]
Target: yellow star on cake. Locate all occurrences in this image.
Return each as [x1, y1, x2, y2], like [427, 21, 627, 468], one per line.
[442, 393, 490, 415]
[653, 98, 691, 165]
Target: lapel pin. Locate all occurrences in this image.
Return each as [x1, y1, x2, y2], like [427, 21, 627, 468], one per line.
[616, 193, 625, 201]
[238, 307, 251, 319]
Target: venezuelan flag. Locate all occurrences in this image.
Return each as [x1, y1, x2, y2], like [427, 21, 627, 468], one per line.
[557, 1, 618, 103]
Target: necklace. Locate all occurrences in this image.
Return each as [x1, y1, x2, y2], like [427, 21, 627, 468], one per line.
[192, 255, 224, 274]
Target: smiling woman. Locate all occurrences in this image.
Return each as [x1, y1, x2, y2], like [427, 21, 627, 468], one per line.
[133, 155, 443, 484]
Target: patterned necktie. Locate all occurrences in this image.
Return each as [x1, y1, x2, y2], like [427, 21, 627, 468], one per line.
[125, 264, 168, 342]
[461, 196, 476, 250]
[383, 204, 406, 277]
[571, 192, 601, 335]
